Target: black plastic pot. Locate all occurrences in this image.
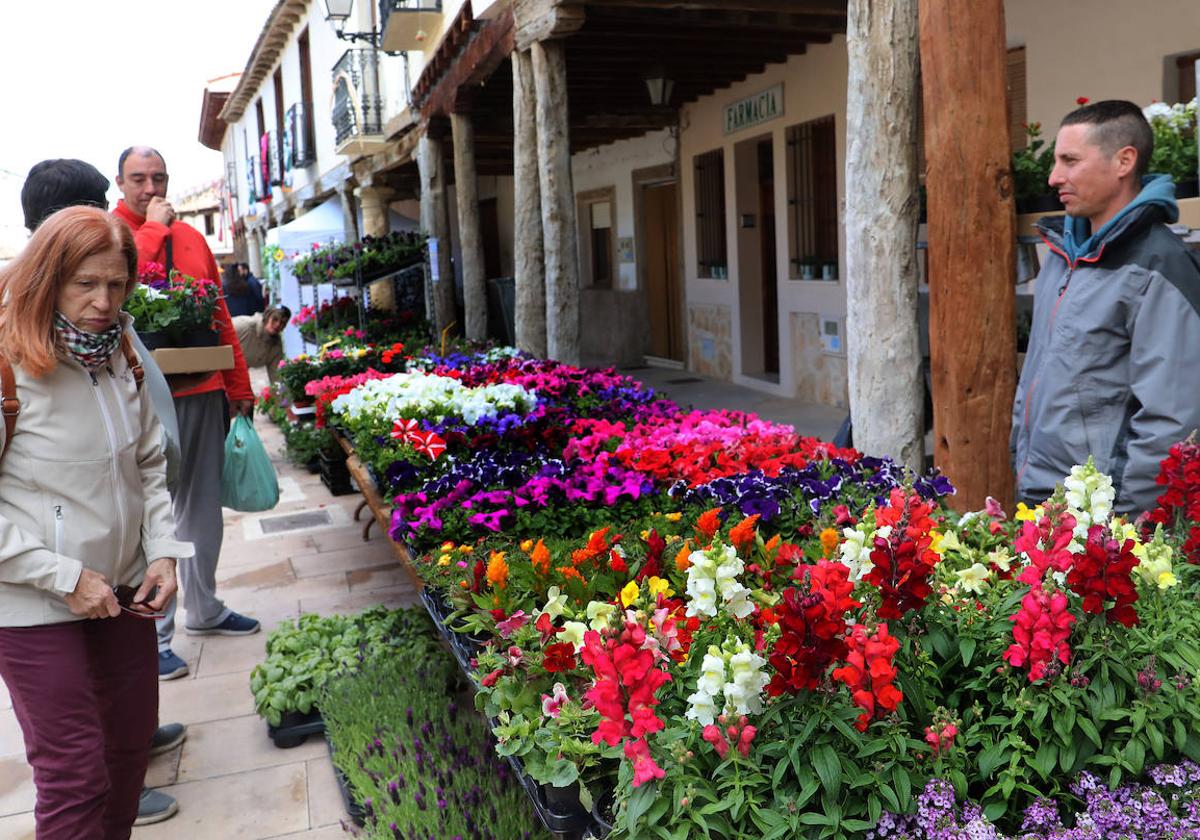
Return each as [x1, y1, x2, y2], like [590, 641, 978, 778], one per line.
[319, 450, 354, 495]
[1176, 179, 1200, 200]
[326, 736, 366, 826]
[139, 327, 220, 351]
[505, 754, 594, 837]
[590, 790, 615, 838]
[267, 708, 325, 748]
[1015, 193, 1064, 214]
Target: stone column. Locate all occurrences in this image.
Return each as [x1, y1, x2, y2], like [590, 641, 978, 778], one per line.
[512, 49, 547, 357]
[246, 228, 264, 277]
[450, 111, 488, 341]
[358, 186, 398, 312]
[417, 133, 458, 335]
[531, 40, 580, 365]
[338, 186, 360, 244]
[357, 185, 394, 237]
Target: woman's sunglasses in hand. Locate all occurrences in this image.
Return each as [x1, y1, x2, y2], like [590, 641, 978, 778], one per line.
[112, 584, 166, 619]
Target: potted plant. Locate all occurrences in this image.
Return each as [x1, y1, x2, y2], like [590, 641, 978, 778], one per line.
[1012, 122, 1061, 213]
[124, 262, 222, 349]
[1144, 98, 1199, 199]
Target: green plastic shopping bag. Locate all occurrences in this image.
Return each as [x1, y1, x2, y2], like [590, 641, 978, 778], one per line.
[220, 416, 280, 512]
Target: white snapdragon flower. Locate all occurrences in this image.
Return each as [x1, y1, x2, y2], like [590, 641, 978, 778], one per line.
[724, 646, 768, 716]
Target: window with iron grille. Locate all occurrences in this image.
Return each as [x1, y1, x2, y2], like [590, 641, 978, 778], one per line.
[693, 149, 727, 279]
[786, 115, 838, 280]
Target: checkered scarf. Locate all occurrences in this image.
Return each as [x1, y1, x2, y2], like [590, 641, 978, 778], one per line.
[54, 313, 123, 369]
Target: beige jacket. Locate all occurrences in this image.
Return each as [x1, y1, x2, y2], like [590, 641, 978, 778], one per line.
[233, 314, 284, 384]
[0, 332, 193, 626]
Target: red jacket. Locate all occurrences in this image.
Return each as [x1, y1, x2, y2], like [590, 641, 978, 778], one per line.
[114, 200, 253, 402]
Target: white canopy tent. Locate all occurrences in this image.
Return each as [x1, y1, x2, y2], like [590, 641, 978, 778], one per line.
[266, 197, 345, 359]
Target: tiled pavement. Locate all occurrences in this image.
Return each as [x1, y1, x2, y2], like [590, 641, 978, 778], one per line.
[0, 398, 418, 839]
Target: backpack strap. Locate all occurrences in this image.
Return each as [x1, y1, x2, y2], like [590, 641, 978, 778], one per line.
[0, 359, 16, 466]
[120, 333, 145, 389]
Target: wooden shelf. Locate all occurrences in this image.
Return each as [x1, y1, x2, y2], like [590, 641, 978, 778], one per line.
[336, 434, 424, 590]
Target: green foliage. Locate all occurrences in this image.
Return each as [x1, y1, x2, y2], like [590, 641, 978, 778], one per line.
[248, 606, 438, 726]
[320, 652, 549, 839]
[1012, 122, 1056, 202]
[1146, 99, 1199, 183]
[291, 231, 427, 285]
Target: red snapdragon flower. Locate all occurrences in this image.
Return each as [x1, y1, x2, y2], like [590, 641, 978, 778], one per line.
[831, 622, 903, 731]
[766, 560, 860, 696]
[1003, 582, 1075, 681]
[1066, 524, 1139, 626]
[580, 622, 672, 787]
[863, 489, 940, 619]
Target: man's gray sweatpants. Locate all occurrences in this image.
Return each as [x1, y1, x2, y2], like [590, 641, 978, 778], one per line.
[156, 391, 232, 652]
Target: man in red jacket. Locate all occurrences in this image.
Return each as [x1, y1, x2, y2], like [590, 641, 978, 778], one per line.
[114, 146, 260, 681]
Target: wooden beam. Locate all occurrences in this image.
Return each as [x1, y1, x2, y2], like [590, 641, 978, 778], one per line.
[843, 0, 924, 470]
[572, 0, 846, 14]
[513, 49, 548, 358]
[920, 0, 1016, 510]
[420, 9, 515, 117]
[514, 0, 587, 50]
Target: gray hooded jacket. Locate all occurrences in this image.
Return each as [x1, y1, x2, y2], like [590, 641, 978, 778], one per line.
[1012, 175, 1200, 514]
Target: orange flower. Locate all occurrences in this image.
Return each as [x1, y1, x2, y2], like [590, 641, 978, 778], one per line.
[557, 566, 586, 584]
[819, 528, 840, 558]
[531, 539, 551, 575]
[572, 527, 611, 566]
[486, 551, 509, 590]
[729, 514, 761, 550]
[674, 542, 693, 572]
[765, 534, 781, 553]
[696, 508, 722, 540]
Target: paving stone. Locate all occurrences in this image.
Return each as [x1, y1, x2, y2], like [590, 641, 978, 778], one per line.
[290, 543, 399, 579]
[0, 711, 25, 757]
[144, 744, 181, 789]
[158, 670, 255, 726]
[177, 715, 324, 782]
[194, 633, 271, 679]
[305, 754, 347, 829]
[131, 762, 310, 839]
[263, 825, 350, 840]
[298, 585, 419, 616]
[0, 753, 34, 817]
[0, 810, 33, 838]
[346, 565, 418, 593]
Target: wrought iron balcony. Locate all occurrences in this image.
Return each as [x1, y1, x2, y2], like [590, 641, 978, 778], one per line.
[379, 0, 442, 52]
[331, 48, 386, 157]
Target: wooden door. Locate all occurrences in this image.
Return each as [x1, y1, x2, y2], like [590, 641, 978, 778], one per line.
[479, 197, 502, 279]
[644, 182, 683, 361]
[759, 140, 779, 373]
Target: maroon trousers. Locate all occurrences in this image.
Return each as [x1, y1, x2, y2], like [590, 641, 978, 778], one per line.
[0, 613, 157, 840]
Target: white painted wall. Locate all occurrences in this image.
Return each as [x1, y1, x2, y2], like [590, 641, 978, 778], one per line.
[679, 38, 849, 400]
[571, 130, 674, 292]
[1006, 0, 1200, 129]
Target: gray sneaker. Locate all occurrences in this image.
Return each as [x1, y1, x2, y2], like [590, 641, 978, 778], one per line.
[134, 787, 178, 826]
[150, 723, 187, 757]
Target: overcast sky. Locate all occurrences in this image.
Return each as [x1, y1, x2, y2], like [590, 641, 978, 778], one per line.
[0, 0, 280, 251]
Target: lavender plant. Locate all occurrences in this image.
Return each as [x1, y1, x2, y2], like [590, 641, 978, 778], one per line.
[321, 653, 548, 839]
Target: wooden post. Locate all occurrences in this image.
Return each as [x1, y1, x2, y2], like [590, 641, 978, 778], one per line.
[451, 111, 488, 341]
[920, 0, 1016, 510]
[512, 48, 548, 357]
[531, 39, 581, 365]
[417, 133, 459, 335]
[843, 0, 923, 471]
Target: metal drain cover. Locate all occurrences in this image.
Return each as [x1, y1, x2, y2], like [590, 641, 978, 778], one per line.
[259, 510, 333, 534]
[666, 377, 703, 385]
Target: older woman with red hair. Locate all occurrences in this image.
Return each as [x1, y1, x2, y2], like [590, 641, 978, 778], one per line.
[0, 206, 191, 839]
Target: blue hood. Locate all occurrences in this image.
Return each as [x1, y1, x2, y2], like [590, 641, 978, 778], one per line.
[1062, 174, 1179, 263]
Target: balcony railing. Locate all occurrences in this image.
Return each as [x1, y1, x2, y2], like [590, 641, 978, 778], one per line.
[379, 0, 442, 52]
[331, 48, 386, 156]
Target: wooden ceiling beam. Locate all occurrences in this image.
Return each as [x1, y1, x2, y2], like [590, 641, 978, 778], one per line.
[570, 0, 845, 14]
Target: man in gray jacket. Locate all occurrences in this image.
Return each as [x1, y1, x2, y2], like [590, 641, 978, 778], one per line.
[1013, 99, 1200, 514]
